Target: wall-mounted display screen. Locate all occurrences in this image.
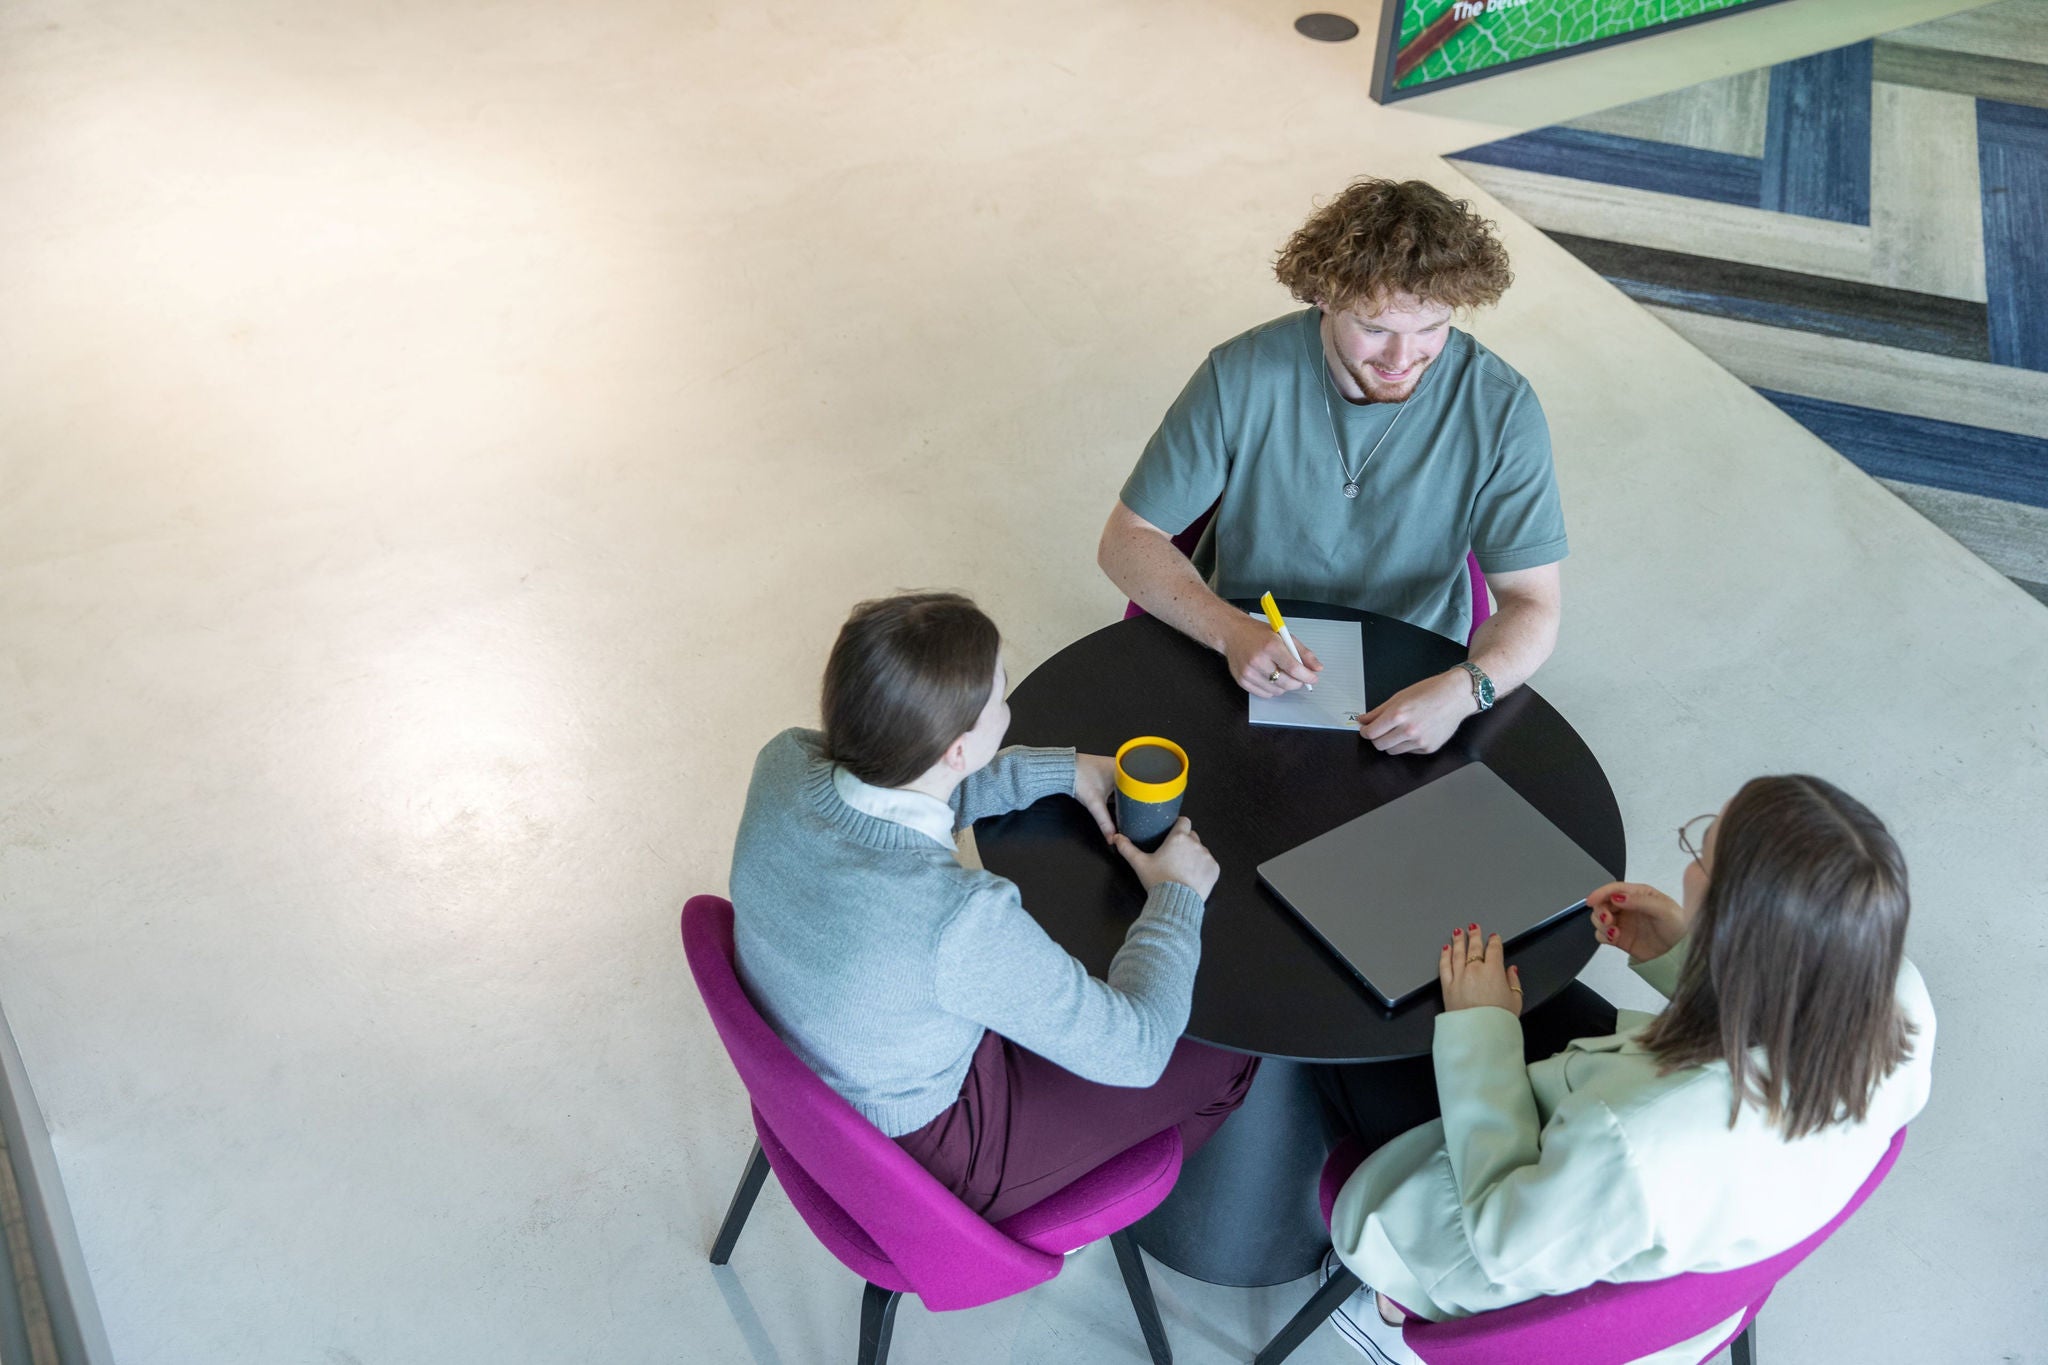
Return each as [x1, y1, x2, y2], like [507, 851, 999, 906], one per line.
[1371, 0, 1793, 102]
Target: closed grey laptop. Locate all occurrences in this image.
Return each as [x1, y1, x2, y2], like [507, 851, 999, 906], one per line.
[1257, 762, 1611, 1008]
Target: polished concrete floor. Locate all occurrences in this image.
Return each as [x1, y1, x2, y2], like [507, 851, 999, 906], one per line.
[1, 1, 2042, 1362]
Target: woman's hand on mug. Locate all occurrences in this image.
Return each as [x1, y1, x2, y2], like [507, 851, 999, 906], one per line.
[1072, 754, 1118, 841]
[1440, 925, 1522, 1015]
[1113, 817, 1219, 900]
[1587, 882, 1688, 963]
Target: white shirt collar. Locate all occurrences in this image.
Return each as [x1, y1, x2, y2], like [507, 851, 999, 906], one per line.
[832, 765, 957, 849]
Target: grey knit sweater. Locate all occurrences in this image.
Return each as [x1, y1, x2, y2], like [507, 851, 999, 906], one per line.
[729, 729, 1208, 1136]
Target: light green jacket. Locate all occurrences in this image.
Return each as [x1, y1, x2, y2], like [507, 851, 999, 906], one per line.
[1330, 944, 1935, 1365]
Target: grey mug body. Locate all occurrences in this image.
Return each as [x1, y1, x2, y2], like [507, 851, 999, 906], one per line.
[1116, 788, 1183, 851]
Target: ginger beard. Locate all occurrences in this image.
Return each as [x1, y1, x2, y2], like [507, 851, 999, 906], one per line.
[1318, 296, 1453, 404]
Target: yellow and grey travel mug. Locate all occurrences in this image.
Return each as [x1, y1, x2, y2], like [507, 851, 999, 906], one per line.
[1114, 736, 1189, 852]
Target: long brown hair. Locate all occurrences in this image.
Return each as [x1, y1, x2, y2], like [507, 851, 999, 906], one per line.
[820, 592, 1000, 789]
[1641, 775, 1915, 1139]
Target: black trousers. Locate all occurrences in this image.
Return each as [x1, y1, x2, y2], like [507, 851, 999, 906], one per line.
[1318, 980, 1620, 1153]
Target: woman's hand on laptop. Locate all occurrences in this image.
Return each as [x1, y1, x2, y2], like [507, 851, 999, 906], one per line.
[1440, 925, 1522, 1015]
[1113, 818, 1220, 900]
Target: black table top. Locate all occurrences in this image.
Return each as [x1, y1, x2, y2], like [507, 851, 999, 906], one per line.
[975, 601, 1626, 1063]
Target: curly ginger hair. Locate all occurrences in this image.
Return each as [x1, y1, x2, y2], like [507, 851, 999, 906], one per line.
[1274, 178, 1513, 315]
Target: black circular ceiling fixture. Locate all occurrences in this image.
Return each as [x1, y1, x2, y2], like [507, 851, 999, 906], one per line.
[1294, 13, 1360, 42]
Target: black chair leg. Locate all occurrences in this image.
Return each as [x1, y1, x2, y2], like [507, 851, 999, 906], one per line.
[857, 1281, 901, 1365]
[708, 1141, 771, 1265]
[1731, 1321, 1757, 1365]
[1253, 1257, 1362, 1365]
[1109, 1229, 1173, 1365]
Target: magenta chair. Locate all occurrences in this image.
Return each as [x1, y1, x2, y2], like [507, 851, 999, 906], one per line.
[1252, 1126, 1908, 1365]
[1121, 507, 1493, 644]
[683, 896, 1183, 1365]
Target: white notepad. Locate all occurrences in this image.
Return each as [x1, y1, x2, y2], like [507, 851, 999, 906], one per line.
[1247, 615, 1367, 731]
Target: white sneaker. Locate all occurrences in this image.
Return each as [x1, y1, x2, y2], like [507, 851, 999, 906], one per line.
[1322, 1248, 1421, 1365]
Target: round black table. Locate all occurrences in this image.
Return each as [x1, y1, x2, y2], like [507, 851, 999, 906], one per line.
[975, 602, 1625, 1286]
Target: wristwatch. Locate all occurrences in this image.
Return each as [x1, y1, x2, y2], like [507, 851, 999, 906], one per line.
[1458, 661, 1496, 712]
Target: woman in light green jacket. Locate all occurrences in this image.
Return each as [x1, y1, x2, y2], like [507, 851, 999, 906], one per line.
[1325, 774, 1935, 1365]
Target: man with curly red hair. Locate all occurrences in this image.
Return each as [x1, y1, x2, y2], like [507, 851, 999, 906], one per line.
[1098, 178, 1565, 757]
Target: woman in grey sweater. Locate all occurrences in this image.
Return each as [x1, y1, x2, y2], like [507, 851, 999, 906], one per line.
[729, 591, 1257, 1221]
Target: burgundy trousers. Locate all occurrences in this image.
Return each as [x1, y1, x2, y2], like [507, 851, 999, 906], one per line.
[895, 1031, 1261, 1224]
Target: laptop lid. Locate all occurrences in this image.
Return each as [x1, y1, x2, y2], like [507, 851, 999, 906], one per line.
[1256, 762, 1612, 1008]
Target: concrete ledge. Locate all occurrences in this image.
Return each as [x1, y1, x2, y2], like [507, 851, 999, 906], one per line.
[0, 1004, 111, 1365]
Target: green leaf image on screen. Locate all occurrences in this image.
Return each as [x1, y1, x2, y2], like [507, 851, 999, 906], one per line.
[1395, 0, 1775, 90]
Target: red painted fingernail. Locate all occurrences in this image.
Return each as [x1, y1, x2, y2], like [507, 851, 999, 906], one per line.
[1606, 927, 1617, 939]
[1614, 894, 1627, 902]
[1469, 923, 1478, 932]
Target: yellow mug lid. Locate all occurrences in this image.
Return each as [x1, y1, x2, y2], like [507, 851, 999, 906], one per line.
[1114, 736, 1188, 803]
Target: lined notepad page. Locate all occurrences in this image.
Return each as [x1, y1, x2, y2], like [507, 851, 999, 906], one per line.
[1247, 615, 1367, 731]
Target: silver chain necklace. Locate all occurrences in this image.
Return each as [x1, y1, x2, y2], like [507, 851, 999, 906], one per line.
[1307, 318, 1413, 499]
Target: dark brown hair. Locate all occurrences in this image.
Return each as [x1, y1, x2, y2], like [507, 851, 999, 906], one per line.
[1641, 775, 1915, 1139]
[820, 592, 1001, 788]
[1273, 177, 1513, 316]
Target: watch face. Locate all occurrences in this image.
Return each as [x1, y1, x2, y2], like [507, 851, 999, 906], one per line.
[1463, 662, 1494, 709]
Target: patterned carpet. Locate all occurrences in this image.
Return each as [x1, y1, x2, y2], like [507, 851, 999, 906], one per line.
[1447, 0, 2048, 606]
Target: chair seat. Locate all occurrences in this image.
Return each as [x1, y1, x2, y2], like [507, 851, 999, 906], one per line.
[993, 1128, 1183, 1255]
[765, 1109, 1182, 1296]
[1309, 1128, 1906, 1365]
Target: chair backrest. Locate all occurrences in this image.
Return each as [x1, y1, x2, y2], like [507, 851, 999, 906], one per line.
[1465, 551, 1491, 637]
[682, 895, 1063, 1310]
[1402, 1127, 1909, 1365]
[1123, 505, 1493, 647]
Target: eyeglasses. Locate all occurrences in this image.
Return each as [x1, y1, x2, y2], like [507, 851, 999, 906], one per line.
[1678, 813, 1715, 867]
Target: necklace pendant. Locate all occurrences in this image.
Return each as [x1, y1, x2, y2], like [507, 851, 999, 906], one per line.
[1343, 480, 1360, 499]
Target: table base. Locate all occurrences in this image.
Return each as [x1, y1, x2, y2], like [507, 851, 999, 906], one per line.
[1131, 1057, 1342, 1287]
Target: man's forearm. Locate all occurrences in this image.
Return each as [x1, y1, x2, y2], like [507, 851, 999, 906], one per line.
[1465, 593, 1557, 697]
[1098, 516, 1246, 654]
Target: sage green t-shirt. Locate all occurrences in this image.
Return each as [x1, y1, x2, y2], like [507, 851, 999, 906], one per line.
[1120, 309, 1568, 643]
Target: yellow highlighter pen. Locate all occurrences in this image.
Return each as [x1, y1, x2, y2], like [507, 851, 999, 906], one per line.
[1259, 591, 1312, 691]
